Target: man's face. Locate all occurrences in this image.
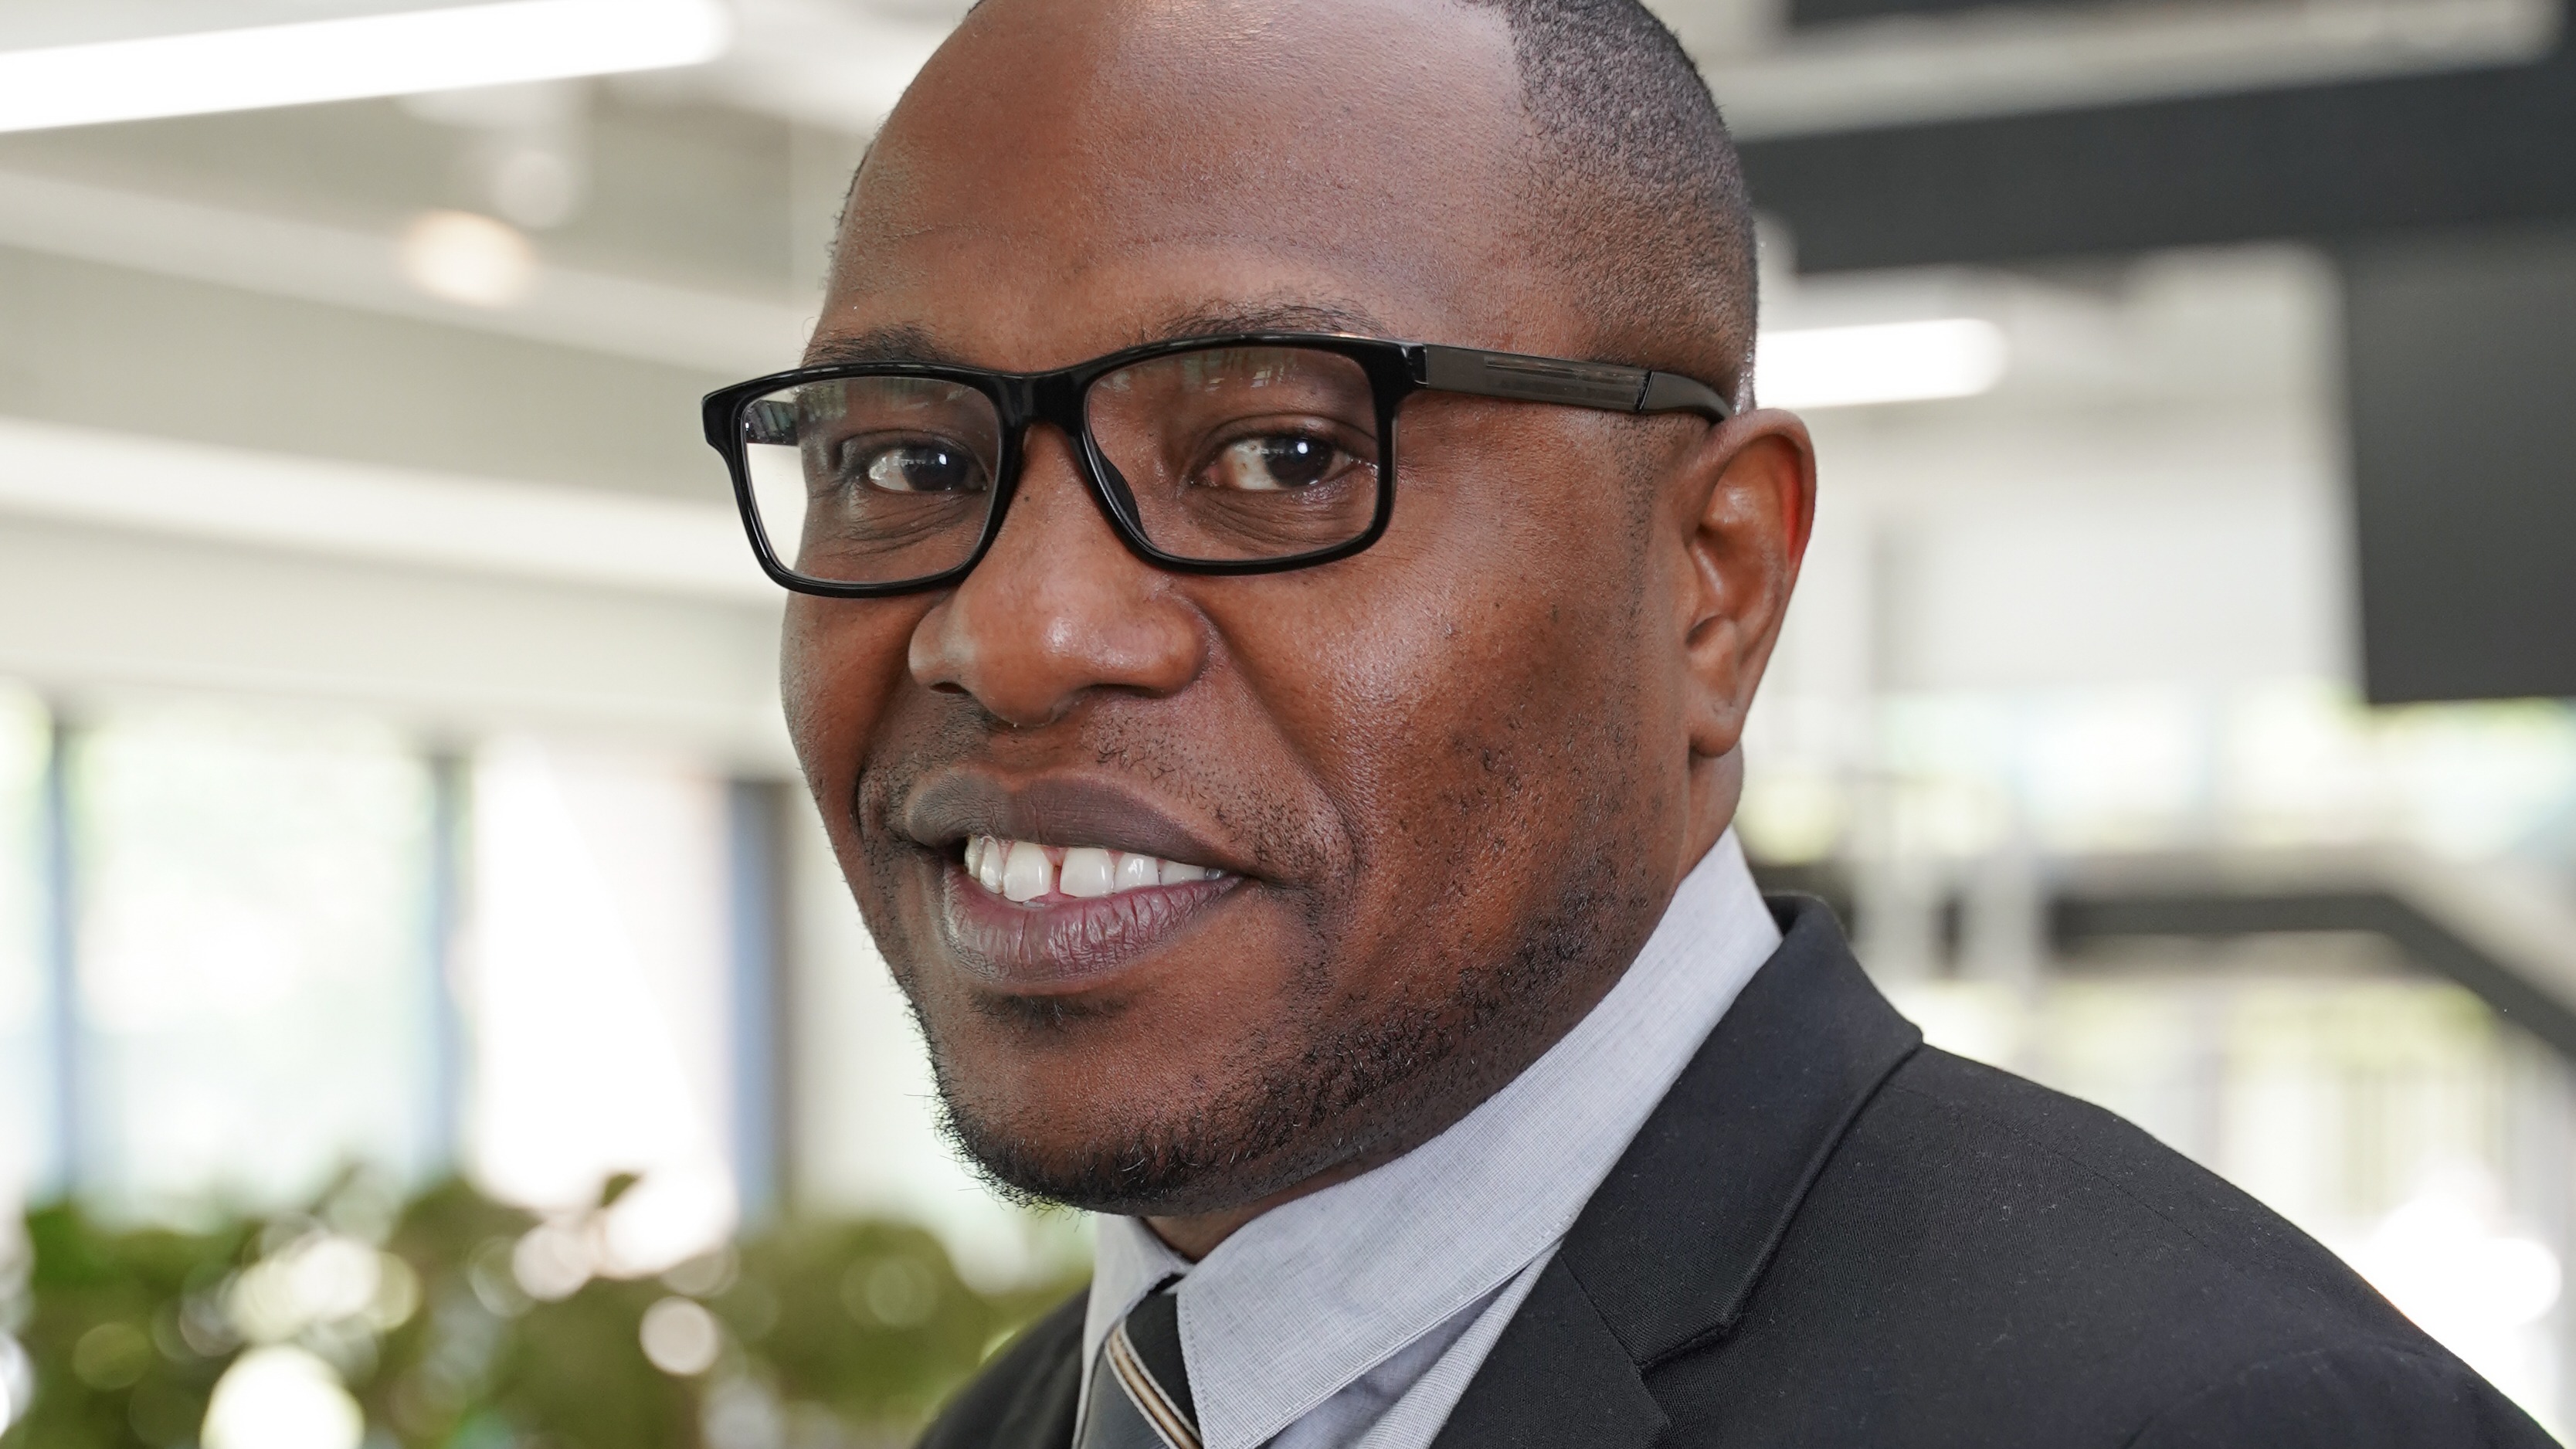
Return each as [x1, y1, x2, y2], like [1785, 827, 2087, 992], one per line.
[786, 0, 1737, 1217]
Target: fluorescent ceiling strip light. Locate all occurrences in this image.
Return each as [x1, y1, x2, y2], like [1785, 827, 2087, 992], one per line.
[0, 0, 733, 134]
[1757, 319, 2009, 409]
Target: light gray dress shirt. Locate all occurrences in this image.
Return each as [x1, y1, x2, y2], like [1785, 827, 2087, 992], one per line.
[1080, 830, 1782, 1449]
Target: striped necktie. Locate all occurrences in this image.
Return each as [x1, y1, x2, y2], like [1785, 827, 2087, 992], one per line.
[1076, 1283, 1200, 1449]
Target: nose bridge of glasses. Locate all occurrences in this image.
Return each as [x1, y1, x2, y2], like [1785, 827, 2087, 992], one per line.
[986, 385, 1154, 569]
[1014, 370, 1083, 434]
[1006, 368, 1145, 538]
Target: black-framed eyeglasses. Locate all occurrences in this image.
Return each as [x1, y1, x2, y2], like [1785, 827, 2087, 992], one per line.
[700, 331, 1733, 597]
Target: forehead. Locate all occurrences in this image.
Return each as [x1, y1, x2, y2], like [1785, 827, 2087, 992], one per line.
[817, 0, 1574, 369]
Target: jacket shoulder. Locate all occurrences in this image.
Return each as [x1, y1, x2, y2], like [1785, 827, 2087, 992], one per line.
[1861, 1046, 2439, 1356]
[1664, 1047, 2553, 1446]
[916, 1289, 1086, 1449]
[2126, 1343, 2557, 1449]
[1878, 1047, 2364, 1287]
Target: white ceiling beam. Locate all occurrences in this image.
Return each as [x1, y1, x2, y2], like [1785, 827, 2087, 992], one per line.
[0, 415, 773, 604]
[0, 509, 792, 766]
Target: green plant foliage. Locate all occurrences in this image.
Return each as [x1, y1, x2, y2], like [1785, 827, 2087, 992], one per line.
[0, 1174, 1084, 1449]
[5, 1202, 248, 1449]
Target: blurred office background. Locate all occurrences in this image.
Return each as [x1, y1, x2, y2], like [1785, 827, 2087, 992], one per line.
[1, 0, 2574, 1444]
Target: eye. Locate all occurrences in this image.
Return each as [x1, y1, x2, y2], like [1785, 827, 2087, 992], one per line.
[1203, 433, 1355, 492]
[844, 439, 986, 494]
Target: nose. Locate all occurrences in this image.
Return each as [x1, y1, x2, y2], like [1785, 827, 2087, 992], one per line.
[908, 425, 1207, 727]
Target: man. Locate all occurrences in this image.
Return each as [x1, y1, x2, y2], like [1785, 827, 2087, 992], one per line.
[700, 0, 2556, 1444]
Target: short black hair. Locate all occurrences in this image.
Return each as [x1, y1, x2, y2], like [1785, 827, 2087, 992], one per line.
[1466, 0, 1756, 402]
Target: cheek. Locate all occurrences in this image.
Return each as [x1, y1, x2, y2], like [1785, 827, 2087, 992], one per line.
[1208, 443, 1659, 969]
[1330, 433, 1651, 768]
[780, 599, 926, 825]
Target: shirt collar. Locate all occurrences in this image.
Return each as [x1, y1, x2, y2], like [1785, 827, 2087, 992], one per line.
[1082, 832, 1781, 1449]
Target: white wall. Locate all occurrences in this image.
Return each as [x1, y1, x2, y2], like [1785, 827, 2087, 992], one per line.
[0, 424, 789, 767]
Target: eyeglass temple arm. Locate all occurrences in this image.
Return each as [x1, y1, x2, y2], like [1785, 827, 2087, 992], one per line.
[1417, 344, 1733, 422]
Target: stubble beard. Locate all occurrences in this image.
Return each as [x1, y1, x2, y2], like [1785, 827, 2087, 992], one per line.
[891, 826, 1650, 1220]
[854, 471, 1670, 1220]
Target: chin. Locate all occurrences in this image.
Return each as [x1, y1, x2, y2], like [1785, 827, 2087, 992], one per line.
[921, 993, 1512, 1220]
[934, 1088, 1327, 1218]
[918, 1002, 1405, 1218]
[884, 840, 1620, 1220]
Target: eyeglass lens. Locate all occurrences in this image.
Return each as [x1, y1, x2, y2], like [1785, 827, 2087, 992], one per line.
[737, 346, 1383, 587]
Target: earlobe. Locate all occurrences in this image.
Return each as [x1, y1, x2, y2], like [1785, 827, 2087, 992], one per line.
[1675, 412, 1817, 762]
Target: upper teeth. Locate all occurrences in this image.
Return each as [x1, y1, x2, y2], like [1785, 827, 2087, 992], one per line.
[964, 836, 1218, 903]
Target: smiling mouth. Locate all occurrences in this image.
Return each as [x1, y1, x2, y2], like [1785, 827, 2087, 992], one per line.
[963, 834, 1222, 901]
[935, 836, 1238, 990]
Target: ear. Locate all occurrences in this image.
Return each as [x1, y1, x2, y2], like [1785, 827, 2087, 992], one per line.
[1673, 409, 1817, 762]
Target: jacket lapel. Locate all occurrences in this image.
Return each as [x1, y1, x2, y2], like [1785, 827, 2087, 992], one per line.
[1427, 1254, 1669, 1449]
[986, 1300, 1087, 1449]
[1434, 897, 1923, 1440]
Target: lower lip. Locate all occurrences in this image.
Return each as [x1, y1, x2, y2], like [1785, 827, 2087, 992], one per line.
[934, 863, 1237, 990]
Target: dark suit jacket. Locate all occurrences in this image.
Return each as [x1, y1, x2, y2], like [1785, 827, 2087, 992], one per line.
[921, 897, 2557, 1447]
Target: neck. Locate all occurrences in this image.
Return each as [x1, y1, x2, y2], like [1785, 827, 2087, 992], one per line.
[1143, 1156, 1377, 1259]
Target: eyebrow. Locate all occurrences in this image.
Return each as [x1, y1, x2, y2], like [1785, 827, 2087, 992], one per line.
[799, 299, 1404, 372]
[1139, 298, 1396, 344]
[802, 323, 959, 368]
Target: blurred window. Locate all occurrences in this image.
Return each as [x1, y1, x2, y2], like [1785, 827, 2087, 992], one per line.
[0, 691, 752, 1271]
[0, 687, 46, 1209]
[67, 704, 438, 1219]
[460, 736, 737, 1271]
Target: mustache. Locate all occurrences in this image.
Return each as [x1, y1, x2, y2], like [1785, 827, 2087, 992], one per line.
[847, 701, 1332, 884]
